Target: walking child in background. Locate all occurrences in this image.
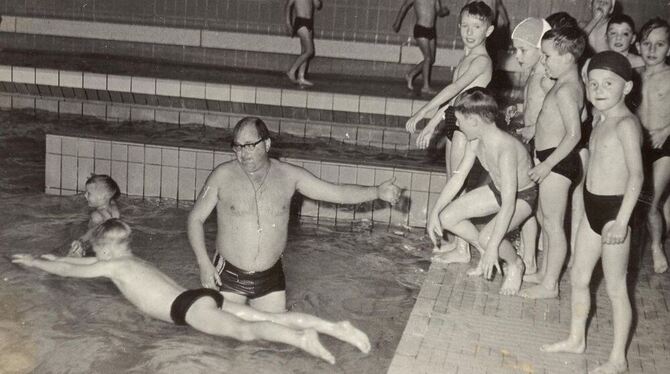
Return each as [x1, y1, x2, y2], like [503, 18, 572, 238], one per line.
[285, 0, 322, 87]
[14, 219, 371, 364]
[584, 0, 617, 55]
[637, 18, 670, 273]
[520, 27, 585, 299]
[67, 174, 120, 257]
[542, 51, 643, 374]
[392, 0, 450, 95]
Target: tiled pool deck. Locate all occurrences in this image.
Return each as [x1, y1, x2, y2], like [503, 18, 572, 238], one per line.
[388, 240, 670, 374]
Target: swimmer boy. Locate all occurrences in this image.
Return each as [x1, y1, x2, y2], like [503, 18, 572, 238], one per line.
[427, 87, 535, 296]
[13, 219, 371, 364]
[543, 51, 643, 374]
[285, 0, 321, 87]
[392, 0, 450, 94]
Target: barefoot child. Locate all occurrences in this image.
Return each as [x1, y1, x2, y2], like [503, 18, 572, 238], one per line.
[68, 174, 120, 257]
[285, 0, 322, 87]
[426, 87, 536, 296]
[584, 0, 616, 54]
[404, 1, 494, 261]
[542, 51, 643, 374]
[520, 27, 585, 299]
[13, 219, 371, 364]
[637, 18, 670, 273]
[392, 0, 450, 95]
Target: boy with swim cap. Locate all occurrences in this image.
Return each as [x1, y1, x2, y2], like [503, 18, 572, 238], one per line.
[637, 18, 670, 273]
[13, 219, 371, 364]
[543, 50, 643, 374]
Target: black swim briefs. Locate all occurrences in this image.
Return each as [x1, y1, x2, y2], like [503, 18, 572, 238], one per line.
[213, 253, 286, 299]
[413, 24, 436, 40]
[535, 147, 582, 185]
[488, 181, 538, 212]
[293, 17, 314, 36]
[170, 288, 224, 326]
[584, 188, 624, 236]
[644, 136, 670, 165]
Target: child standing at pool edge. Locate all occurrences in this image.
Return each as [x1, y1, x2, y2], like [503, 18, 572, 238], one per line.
[14, 219, 371, 364]
[68, 174, 120, 257]
[285, 0, 321, 87]
[543, 51, 643, 374]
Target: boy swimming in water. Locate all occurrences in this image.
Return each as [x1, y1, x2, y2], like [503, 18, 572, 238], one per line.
[13, 219, 371, 364]
[68, 174, 121, 257]
[285, 0, 322, 87]
[427, 87, 535, 296]
[542, 51, 643, 374]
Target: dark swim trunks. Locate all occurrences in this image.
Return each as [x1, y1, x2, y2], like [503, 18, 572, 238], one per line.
[583, 188, 624, 235]
[170, 288, 224, 326]
[213, 253, 286, 299]
[488, 181, 538, 212]
[439, 104, 459, 141]
[644, 136, 670, 165]
[535, 147, 582, 185]
[413, 24, 436, 40]
[292, 17, 314, 36]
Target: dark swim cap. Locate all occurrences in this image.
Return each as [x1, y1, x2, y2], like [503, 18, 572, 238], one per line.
[587, 51, 633, 82]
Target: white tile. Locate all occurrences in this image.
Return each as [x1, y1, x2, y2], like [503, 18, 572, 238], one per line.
[35, 68, 59, 86]
[107, 74, 131, 92]
[131, 77, 156, 95]
[307, 91, 334, 110]
[230, 85, 256, 103]
[281, 89, 307, 108]
[156, 79, 181, 96]
[359, 96, 386, 115]
[256, 87, 282, 106]
[205, 83, 230, 101]
[181, 81, 206, 99]
[333, 94, 359, 112]
[385, 98, 413, 117]
[59, 70, 83, 88]
[45, 135, 61, 154]
[83, 72, 107, 90]
[12, 66, 35, 84]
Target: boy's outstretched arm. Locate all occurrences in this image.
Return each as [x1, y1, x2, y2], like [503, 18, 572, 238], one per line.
[407, 55, 492, 132]
[603, 118, 644, 244]
[12, 254, 110, 278]
[392, 0, 414, 33]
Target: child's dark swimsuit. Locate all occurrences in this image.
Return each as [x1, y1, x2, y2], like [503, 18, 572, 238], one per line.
[439, 104, 459, 141]
[644, 136, 670, 164]
[413, 24, 436, 40]
[583, 188, 624, 236]
[170, 288, 224, 326]
[292, 17, 314, 36]
[535, 148, 582, 185]
[213, 253, 286, 299]
[488, 181, 538, 211]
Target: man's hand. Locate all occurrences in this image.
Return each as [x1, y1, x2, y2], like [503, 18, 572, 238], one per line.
[529, 162, 551, 183]
[12, 254, 36, 266]
[602, 220, 629, 245]
[427, 211, 442, 247]
[377, 177, 402, 205]
[481, 245, 502, 280]
[200, 262, 222, 290]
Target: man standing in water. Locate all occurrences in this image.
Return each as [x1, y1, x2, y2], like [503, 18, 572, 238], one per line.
[188, 117, 402, 313]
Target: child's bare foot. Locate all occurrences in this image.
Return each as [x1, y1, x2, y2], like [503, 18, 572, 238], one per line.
[405, 73, 414, 91]
[421, 87, 437, 95]
[523, 272, 544, 284]
[300, 329, 335, 364]
[540, 338, 585, 353]
[519, 283, 558, 299]
[297, 78, 314, 87]
[652, 246, 668, 273]
[466, 258, 483, 277]
[431, 244, 471, 265]
[286, 70, 299, 84]
[332, 321, 371, 354]
[588, 360, 627, 374]
[500, 258, 525, 296]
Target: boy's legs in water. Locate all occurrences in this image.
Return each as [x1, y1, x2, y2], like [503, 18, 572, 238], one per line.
[520, 172, 571, 299]
[648, 157, 670, 273]
[569, 148, 589, 268]
[542, 218, 631, 374]
[287, 26, 315, 86]
[406, 36, 437, 94]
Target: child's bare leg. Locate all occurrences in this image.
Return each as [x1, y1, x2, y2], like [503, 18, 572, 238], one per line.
[520, 216, 538, 274]
[525, 208, 546, 283]
[287, 28, 315, 86]
[416, 38, 436, 94]
[590, 232, 632, 374]
[570, 149, 589, 268]
[541, 219, 601, 354]
[520, 174, 570, 299]
[648, 158, 670, 273]
[187, 299, 335, 364]
[222, 300, 370, 354]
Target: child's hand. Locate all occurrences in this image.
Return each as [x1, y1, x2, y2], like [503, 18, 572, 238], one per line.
[602, 220, 629, 245]
[68, 240, 85, 257]
[481, 246, 501, 280]
[426, 212, 442, 247]
[529, 162, 551, 183]
[649, 127, 670, 149]
[41, 254, 58, 261]
[11, 254, 36, 266]
[405, 116, 421, 133]
[516, 125, 536, 144]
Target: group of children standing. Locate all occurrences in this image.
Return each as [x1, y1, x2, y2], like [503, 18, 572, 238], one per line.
[411, 1, 669, 373]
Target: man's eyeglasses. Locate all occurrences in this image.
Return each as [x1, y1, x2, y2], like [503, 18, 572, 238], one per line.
[231, 138, 266, 153]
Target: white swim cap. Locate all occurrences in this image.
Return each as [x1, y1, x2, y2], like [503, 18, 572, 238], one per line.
[512, 17, 552, 49]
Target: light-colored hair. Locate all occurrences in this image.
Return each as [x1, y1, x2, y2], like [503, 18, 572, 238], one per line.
[86, 174, 121, 200]
[542, 26, 586, 60]
[639, 18, 670, 43]
[452, 87, 499, 124]
[92, 218, 131, 248]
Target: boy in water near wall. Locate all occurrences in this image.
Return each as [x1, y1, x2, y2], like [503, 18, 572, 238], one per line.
[285, 0, 322, 87]
[392, 0, 450, 95]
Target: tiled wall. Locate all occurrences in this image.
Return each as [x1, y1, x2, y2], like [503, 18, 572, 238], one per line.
[45, 133, 449, 228]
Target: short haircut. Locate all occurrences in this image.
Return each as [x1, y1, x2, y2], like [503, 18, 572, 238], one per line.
[460, 1, 494, 26]
[86, 174, 121, 200]
[452, 87, 499, 124]
[92, 218, 131, 247]
[542, 26, 586, 60]
[639, 18, 670, 42]
[232, 117, 270, 142]
[608, 13, 636, 33]
[546, 12, 579, 30]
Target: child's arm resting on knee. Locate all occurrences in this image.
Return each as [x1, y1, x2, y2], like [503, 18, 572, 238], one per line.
[603, 118, 644, 244]
[12, 254, 111, 278]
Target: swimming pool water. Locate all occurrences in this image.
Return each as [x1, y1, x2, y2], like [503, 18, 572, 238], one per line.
[0, 110, 432, 374]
